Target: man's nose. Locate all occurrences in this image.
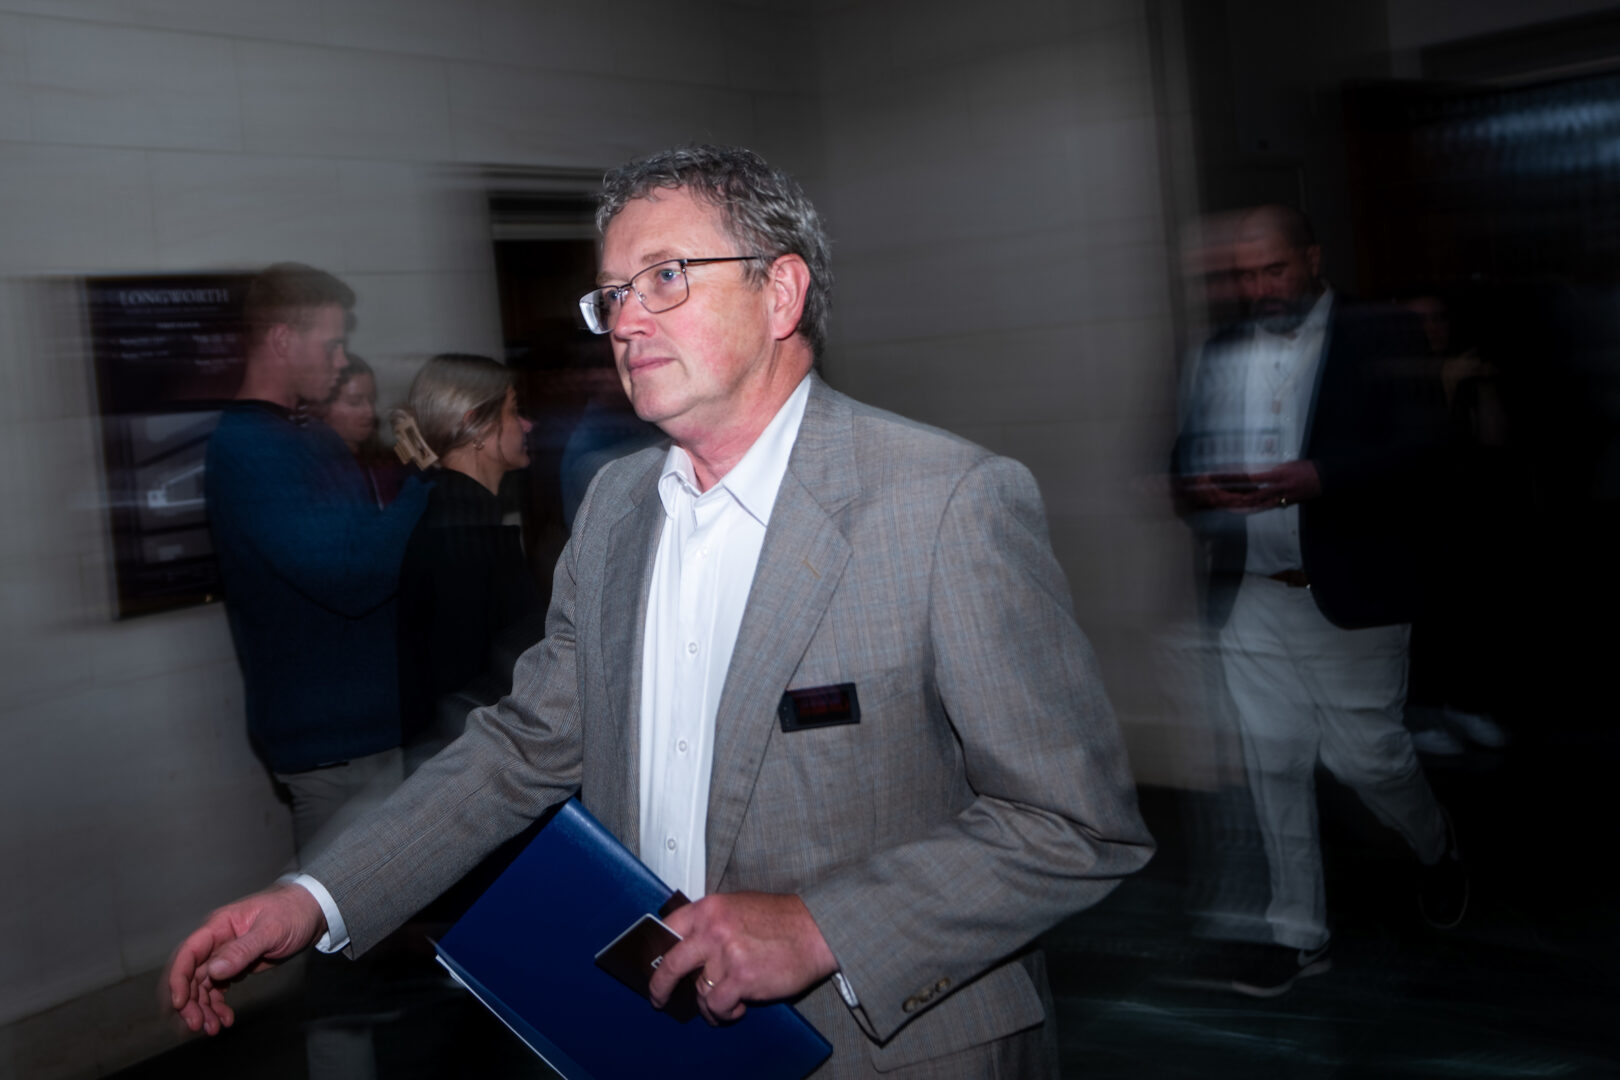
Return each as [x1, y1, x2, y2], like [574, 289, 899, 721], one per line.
[1243, 280, 1278, 305]
[611, 290, 653, 338]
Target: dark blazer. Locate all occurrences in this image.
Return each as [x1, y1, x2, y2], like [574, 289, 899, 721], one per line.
[1174, 300, 1446, 629]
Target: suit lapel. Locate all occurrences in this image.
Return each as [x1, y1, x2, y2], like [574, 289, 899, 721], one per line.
[704, 378, 860, 894]
[600, 454, 665, 855]
[1300, 301, 1339, 454]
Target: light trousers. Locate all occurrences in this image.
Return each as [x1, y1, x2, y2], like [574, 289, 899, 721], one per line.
[1219, 576, 1446, 950]
[276, 746, 405, 867]
[274, 747, 406, 1080]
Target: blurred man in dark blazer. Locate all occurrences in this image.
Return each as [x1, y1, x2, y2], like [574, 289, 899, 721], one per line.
[1173, 205, 1466, 996]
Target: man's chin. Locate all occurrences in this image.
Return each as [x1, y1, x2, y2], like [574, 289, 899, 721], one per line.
[625, 391, 669, 426]
[1254, 311, 1306, 334]
[625, 378, 684, 428]
[632, 407, 679, 434]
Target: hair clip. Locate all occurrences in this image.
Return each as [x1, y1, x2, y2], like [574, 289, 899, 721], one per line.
[391, 411, 439, 469]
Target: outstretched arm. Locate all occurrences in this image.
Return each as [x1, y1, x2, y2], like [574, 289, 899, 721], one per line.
[165, 883, 325, 1035]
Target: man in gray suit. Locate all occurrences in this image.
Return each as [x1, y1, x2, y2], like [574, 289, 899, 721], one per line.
[168, 145, 1152, 1078]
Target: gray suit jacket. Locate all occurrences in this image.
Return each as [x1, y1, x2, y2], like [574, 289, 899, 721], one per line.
[307, 376, 1153, 1077]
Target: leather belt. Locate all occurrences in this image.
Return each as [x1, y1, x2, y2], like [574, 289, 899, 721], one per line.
[1267, 569, 1311, 588]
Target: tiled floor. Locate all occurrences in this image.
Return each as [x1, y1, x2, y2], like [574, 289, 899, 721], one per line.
[112, 724, 1619, 1079]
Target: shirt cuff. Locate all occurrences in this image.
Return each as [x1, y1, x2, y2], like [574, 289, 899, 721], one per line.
[832, 970, 860, 1008]
[278, 873, 350, 953]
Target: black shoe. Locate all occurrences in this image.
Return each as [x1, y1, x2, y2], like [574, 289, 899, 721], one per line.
[1420, 812, 1469, 929]
[1229, 941, 1332, 998]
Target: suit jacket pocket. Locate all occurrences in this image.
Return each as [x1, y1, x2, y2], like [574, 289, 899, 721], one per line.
[782, 665, 912, 719]
[867, 954, 1045, 1072]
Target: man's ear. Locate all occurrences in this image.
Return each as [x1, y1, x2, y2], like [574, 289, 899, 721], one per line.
[767, 254, 811, 343]
[1305, 244, 1322, 280]
[265, 321, 293, 360]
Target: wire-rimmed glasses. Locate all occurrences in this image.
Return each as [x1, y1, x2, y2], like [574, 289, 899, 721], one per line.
[578, 256, 766, 334]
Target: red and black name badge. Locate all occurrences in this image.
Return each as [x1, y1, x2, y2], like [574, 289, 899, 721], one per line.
[778, 683, 861, 732]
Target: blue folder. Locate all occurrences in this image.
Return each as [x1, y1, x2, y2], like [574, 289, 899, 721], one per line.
[433, 798, 833, 1080]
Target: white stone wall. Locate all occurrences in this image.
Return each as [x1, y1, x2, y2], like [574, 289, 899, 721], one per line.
[814, 0, 1197, 780]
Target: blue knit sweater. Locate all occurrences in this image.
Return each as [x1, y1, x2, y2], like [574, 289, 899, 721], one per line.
[205, 400, 428, 773]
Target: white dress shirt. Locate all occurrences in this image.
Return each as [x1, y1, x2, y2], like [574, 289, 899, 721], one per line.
[1243, 289, 1332, 575]
[638, 375, 810, 899]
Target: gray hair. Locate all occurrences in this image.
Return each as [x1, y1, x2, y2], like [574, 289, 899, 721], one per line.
[393, 353, 512, 463]
[596, 145, 833, 357]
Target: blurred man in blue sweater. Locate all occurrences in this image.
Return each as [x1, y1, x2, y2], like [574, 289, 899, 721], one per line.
[206, 263, 428, 862]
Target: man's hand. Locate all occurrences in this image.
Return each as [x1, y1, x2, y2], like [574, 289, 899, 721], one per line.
[165, 883, 326, 1035]
[1232, 460, 1322, 512]
[1176, 462, 1321, 514]
[1174, 472, 1261, 512]
[647, 892, 838, 1025]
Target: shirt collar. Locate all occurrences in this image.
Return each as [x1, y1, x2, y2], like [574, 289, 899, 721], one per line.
[1257, 286, 1333, 345]
[657, 375, 813, 527]
[1302, 286, 1333, 336]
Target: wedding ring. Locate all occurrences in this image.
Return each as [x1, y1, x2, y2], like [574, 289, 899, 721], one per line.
[701, 975, 716, 991]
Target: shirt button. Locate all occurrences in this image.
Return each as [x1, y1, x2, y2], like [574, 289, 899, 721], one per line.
[686, 641, 698, 655]
[666, 837, 677, 851]
[677, 739, 688, 753]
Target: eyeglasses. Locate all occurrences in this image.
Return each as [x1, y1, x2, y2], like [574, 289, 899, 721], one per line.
[578, 256, 766, 335]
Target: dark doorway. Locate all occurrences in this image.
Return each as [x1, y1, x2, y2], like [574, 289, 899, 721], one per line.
[488, 182, 659, 605]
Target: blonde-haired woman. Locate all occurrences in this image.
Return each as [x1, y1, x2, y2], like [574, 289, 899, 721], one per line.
[393, 353, 543, 759]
